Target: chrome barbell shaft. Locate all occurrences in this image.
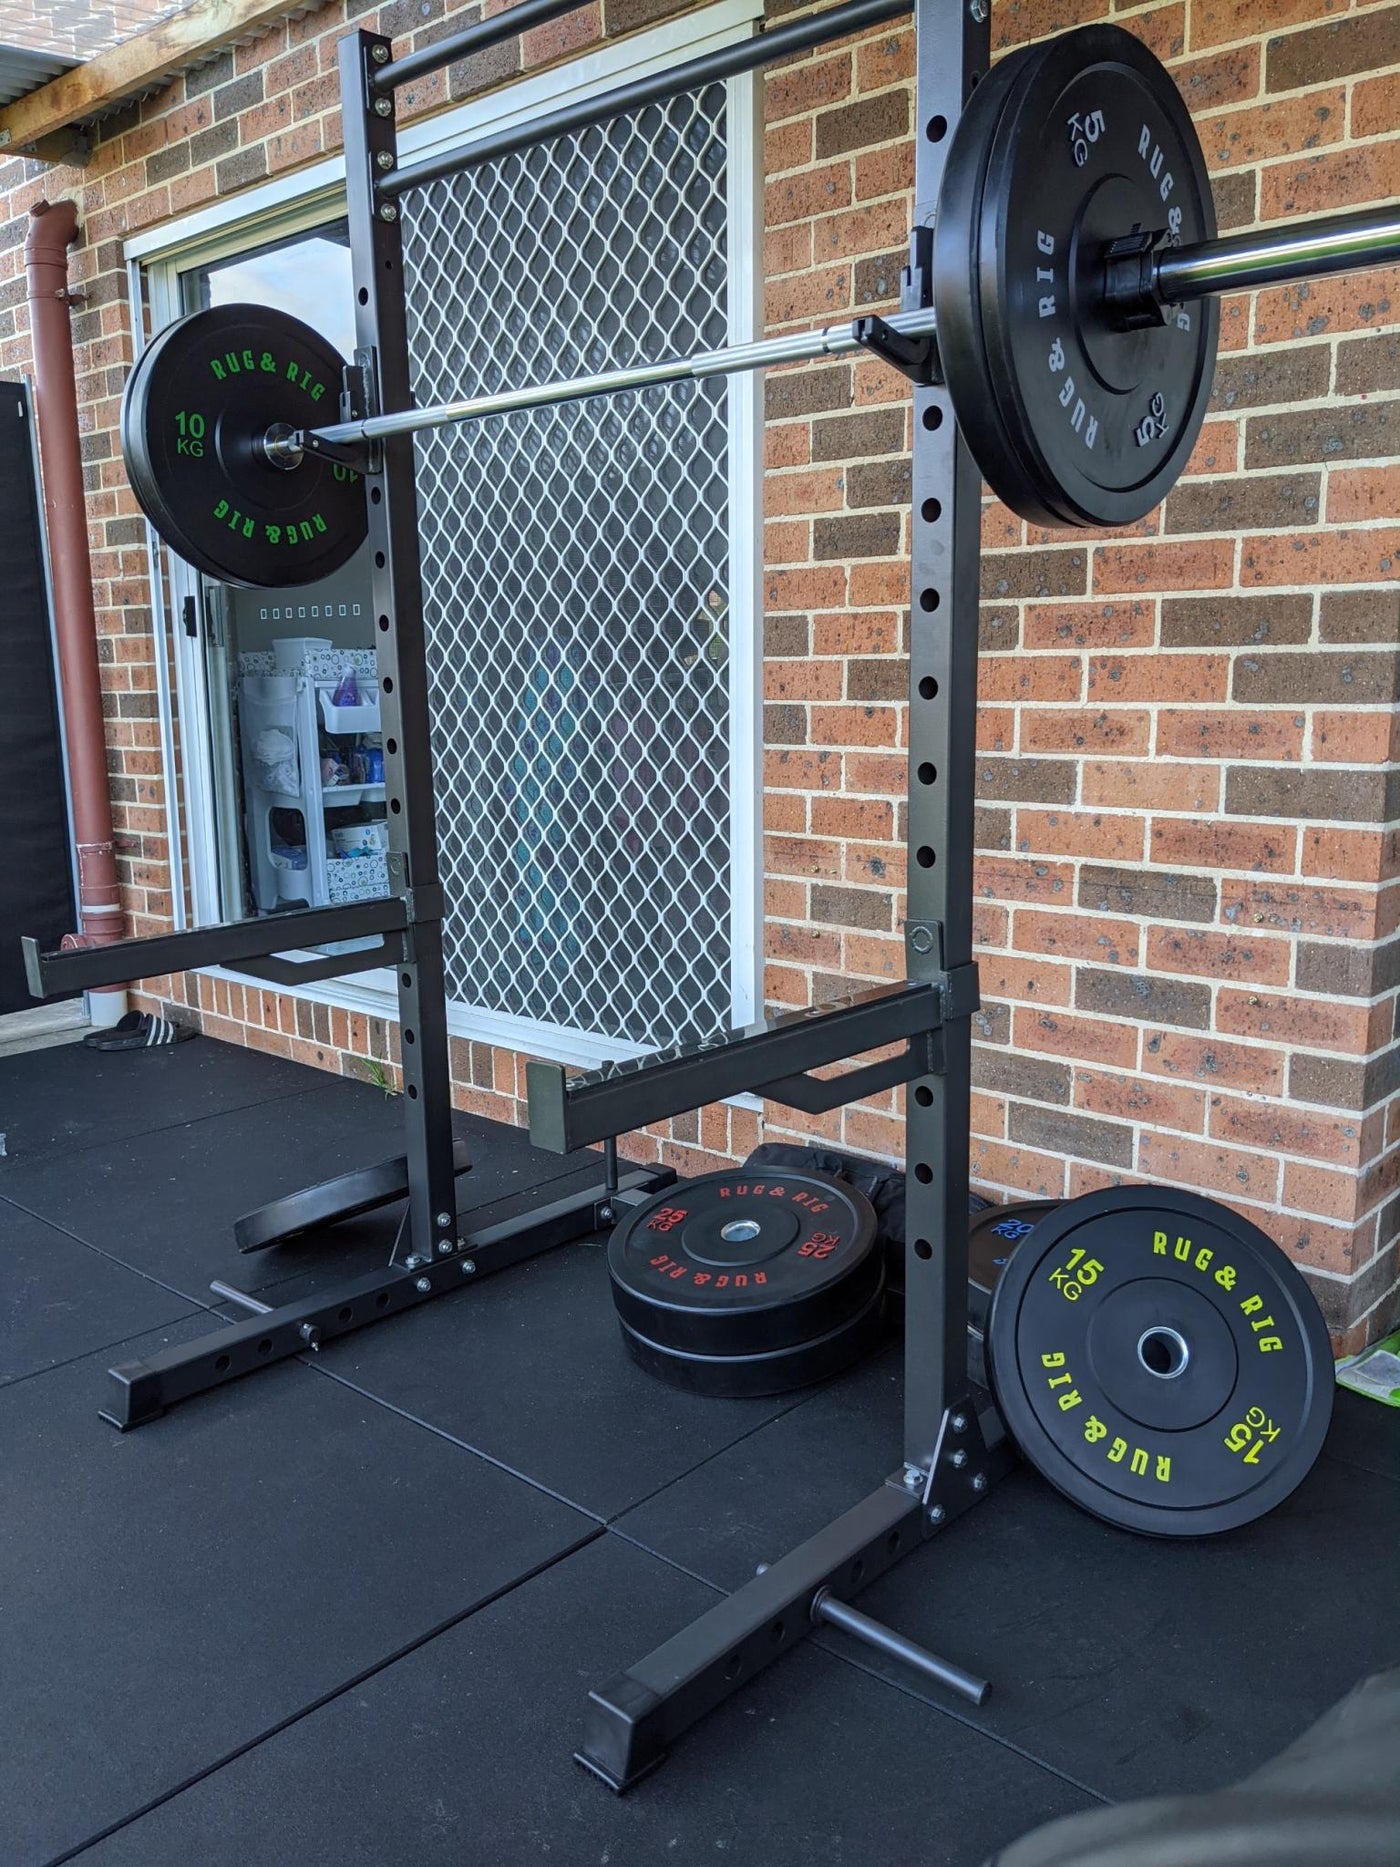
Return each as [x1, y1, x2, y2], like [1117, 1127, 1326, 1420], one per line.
[275, 202, 1398, 468]
[286, 305, 939, 460]
[1156, 204, 1400, 304]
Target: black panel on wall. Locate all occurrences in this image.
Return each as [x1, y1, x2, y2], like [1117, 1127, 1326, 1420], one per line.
[0, 382, 76, 1013]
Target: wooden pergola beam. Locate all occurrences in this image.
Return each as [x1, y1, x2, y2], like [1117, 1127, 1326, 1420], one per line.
[0, 0, 308, 157]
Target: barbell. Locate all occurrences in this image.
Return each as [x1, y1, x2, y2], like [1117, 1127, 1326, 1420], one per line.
[122, 23, 1400, 588]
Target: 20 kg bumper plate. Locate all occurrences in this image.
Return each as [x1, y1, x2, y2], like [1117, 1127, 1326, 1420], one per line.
[986, 1186, 1333, 1536]
[934, 24, 1218, 528]
[608, 1169, 882, 1396]
[122, 305, 367, 588]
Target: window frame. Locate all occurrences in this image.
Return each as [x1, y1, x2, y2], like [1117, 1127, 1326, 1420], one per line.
[126, 0, 763, 1069]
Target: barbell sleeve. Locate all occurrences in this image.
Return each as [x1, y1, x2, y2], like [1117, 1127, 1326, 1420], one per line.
[1156, 204, 1400, 305]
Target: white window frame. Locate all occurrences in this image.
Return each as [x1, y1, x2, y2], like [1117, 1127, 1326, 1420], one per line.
[126, 0, 763, 1068]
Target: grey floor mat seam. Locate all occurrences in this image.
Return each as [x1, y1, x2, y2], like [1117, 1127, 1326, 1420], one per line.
[603, 1522, 1115, 1809]
[0, 1187, 218, 1316]
[306, 1359, 614, 1523]
[49, 1522, 606, 1867]
[0, 1070, 321, 1172]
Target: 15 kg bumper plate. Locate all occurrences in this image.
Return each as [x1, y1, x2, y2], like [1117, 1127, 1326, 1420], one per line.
[934, 23, 1218, 528]
[986, 1186, 1333, 1536]
[122, 305, 368, 587]
[608, 1169, 883, 1397]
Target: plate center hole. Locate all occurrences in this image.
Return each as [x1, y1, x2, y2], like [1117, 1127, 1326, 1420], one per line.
[720, 1219, 762, 1244]
[1137, 1326, 1190, 1380]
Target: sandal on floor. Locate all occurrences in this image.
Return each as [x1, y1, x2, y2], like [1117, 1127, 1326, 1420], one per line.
[83, 1012, 197, 1052]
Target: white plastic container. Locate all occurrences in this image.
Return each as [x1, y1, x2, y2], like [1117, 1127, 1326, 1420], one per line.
[273, 635, 332, 671]
[318, 684, 380, 735]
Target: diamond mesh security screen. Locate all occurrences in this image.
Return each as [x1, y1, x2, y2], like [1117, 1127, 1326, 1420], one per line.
[402, 84, 734, 1049]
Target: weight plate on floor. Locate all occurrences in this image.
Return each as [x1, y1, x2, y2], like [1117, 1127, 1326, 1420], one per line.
[122, 305, 368, 587]
[934, 24, 1218, 528]
[608, 1169, 882, 1377]
[968, 1199, 1062, 1337]
[235, 1136, 472, 1250]
[968, 1200, 1060, 1390]
[987, 1186, 1334, 1537]
[616, 1273, 887, 1399]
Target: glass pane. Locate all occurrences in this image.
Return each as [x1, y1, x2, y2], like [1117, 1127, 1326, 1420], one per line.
[177, 220, 385, 930]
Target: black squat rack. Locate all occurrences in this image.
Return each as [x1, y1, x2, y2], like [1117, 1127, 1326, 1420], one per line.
[25, 0, 1396, 1790]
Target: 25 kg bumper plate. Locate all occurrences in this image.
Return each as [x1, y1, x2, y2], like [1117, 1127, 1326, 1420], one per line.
[986, 1187, 1333, 1536]
[934, 24, 1218, 528]
[122, 305, 368, 588]
[968, 1199, 1061, 1389]
[608, 1169, 883, 1397]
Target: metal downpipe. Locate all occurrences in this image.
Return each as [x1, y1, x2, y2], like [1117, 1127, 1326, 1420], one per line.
[25, 198, 126, 1021]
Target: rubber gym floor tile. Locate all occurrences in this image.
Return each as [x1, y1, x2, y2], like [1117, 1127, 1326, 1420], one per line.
[0, 1316, 596, 1867]
[1325, 1386, 1400, 1485]
[307, 1238, 807, 1520]
[69, 1530, 1095, 1867]
[0, 1033, 321, 1166]
[0, 1199, 201, 1384]
[0, 1075, 598, 1310]
[617, 1348, 1400, 1804]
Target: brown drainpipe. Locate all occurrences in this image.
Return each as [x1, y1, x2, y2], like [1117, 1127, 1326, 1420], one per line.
[25, 198, 126, 1014]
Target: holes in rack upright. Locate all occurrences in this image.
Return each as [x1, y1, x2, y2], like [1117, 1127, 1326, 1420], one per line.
[927, 114, 947, 141]
[378, 613, 389, 632]
[919, 588, 940, 612]
[914, 1163, 933, 1185]
[375, 550, 386, 568]
[403, 1027, 415, 1046]
[371, 487, 382, 504]
[358, 287, 368, 305]
[914, 1084, 933, 1107]
[918, 676, 938, 700]
[914, 1237, 933, 1258]
[916, 846, 936, 868]
[917, 762, 937, 785]
[922, 406, 943, 431]
[921, 497, 942, 523]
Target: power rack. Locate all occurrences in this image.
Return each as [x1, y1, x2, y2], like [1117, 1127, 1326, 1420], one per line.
[24, 0, 1400, 1787]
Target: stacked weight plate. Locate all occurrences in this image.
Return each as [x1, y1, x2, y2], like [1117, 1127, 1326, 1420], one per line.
[611, 1173, 1335, 1539]
[607, 1169, 885, 1397]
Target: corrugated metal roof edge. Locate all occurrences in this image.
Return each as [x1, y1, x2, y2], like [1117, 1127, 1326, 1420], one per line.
[0, 0, 325, 158]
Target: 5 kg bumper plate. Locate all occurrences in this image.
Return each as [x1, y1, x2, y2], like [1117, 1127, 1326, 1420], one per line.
[934, 24, 1217, 528]
[987, 1186, 1333, 1537]
[608, 1169, 883, 1397]
[122, 305, 368, 588]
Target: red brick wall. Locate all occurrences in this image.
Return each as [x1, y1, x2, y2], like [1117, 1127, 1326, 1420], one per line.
[0, 0, 1395, 1349]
